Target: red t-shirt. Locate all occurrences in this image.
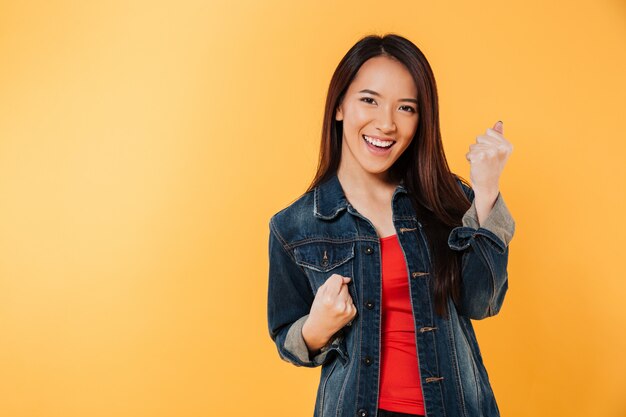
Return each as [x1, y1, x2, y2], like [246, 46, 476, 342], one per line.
[377, 233, 425, 416]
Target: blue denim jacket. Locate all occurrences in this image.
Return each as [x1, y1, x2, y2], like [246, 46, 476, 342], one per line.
[267, 173, 515, 417]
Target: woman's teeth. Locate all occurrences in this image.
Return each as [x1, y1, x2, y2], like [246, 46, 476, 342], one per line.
[363, 135, 395, 148]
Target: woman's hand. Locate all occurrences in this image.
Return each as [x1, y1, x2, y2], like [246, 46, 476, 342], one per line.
[466, 120, 513, 194]
[465, 121, 513, 224]
[301, 274, 357, 354]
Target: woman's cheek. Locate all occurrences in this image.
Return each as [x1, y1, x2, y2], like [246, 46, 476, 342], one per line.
[344, 105, 370, 131]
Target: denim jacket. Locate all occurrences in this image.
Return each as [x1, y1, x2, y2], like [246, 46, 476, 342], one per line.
[267, 173, 515, 417]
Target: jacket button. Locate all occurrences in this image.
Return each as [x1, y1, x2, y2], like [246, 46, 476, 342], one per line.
[364, 246, 373, 254]
[365, 300, 375, 310]
[363, 356, 373, 366]
[357, 409, 368, 417]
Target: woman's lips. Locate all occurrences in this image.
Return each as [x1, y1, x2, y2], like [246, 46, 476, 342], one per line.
[362, 135, 395, 154]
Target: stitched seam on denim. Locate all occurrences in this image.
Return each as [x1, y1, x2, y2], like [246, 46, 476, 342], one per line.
[417, 222, 432, 266]
[473, 239, 498, 318]
[448, 227, 472, 251]
[353, 220, 363, 416]
[479, 231, 506, 254]
[474, 355, 483, 413]
[318, 359, 338, 417]
[269, 218, 302, 266]
[474, 228, 506, 254]
[417, 218, 446, 414]
[313, 184, 346, 220]
[458, 316, 481, 412]
[447, 309, 468, 417]
[269, 221, 317, 308]
[430, 302, 448, 417]
[394, 216, 417, 221]
[314, 185, 320, 217]
[297, 261, 353, 272]
[426, 294, 443, 417]
[294, 245, 355, 272]
[336, 325, 357, 417]
[450, 226, 505, 253]
[285, 237, 379, 250]
[338, 258, 355, 365]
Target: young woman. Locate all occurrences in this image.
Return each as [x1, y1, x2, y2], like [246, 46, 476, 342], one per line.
[267, 34, 514, 417]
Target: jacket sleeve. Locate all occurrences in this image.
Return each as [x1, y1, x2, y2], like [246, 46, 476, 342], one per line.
[267, 217, 347, 367]
[447, 179, 515, 320]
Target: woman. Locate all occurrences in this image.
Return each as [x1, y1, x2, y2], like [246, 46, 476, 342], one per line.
[267, 33, 514, 417]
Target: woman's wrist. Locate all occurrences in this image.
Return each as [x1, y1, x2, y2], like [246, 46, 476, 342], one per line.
[301, 317, 332, 354]
[473, 186, 499, 226]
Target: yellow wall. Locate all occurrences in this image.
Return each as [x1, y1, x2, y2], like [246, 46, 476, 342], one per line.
[1, 1, 624, 416]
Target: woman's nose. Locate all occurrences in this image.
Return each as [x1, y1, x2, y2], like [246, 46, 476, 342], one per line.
[375, 106, 396, 133]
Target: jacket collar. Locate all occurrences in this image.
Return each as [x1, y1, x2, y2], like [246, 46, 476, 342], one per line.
[313, 172, 408, 220]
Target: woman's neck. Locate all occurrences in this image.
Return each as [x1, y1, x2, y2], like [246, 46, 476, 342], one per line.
[336, 165, 399, 202]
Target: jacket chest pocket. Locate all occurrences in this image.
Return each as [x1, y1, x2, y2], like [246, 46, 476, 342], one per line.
[293, 241, 357, 302]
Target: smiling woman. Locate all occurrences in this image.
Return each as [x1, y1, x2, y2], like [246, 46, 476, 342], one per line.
[335, 56, 419, 178]
[267, 33, 515, 417]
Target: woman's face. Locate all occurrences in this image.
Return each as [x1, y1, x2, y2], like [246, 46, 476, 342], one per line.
[335, 55, 419, 181]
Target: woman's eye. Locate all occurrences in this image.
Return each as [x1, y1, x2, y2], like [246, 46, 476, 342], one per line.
[360, 97, 376, 104]
[400, 105, 416, 113]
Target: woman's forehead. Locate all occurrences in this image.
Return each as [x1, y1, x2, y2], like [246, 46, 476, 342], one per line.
[348, 56, 417, 97]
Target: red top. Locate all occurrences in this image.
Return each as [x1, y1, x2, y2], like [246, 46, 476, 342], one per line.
[377, 233, 425, 415]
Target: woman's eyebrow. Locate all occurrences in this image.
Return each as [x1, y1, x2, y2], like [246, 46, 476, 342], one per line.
[358, 89, 418, 104]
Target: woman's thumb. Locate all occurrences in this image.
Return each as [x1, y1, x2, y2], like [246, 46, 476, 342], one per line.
[494, 120, 504, 134]
[342, 276, 352, 283]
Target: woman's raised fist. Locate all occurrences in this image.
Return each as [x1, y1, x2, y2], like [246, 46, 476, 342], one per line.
[465, 120, 513, 194]
[301, 273, 358, 353]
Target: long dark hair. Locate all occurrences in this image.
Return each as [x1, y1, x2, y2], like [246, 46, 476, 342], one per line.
[304, 33, 472, 318]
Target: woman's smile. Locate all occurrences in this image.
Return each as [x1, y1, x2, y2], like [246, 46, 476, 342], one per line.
[362, 134, 396, 155]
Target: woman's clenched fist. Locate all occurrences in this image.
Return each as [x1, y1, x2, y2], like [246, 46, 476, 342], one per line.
[466, 120, 513, 195]
[301, 274, 357, 354]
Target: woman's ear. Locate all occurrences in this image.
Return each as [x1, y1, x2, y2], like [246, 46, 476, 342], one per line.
[335, 105, 343, 121]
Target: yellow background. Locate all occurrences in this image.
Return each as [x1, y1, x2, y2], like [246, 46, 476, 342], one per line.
[1, 1, 625, 416]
